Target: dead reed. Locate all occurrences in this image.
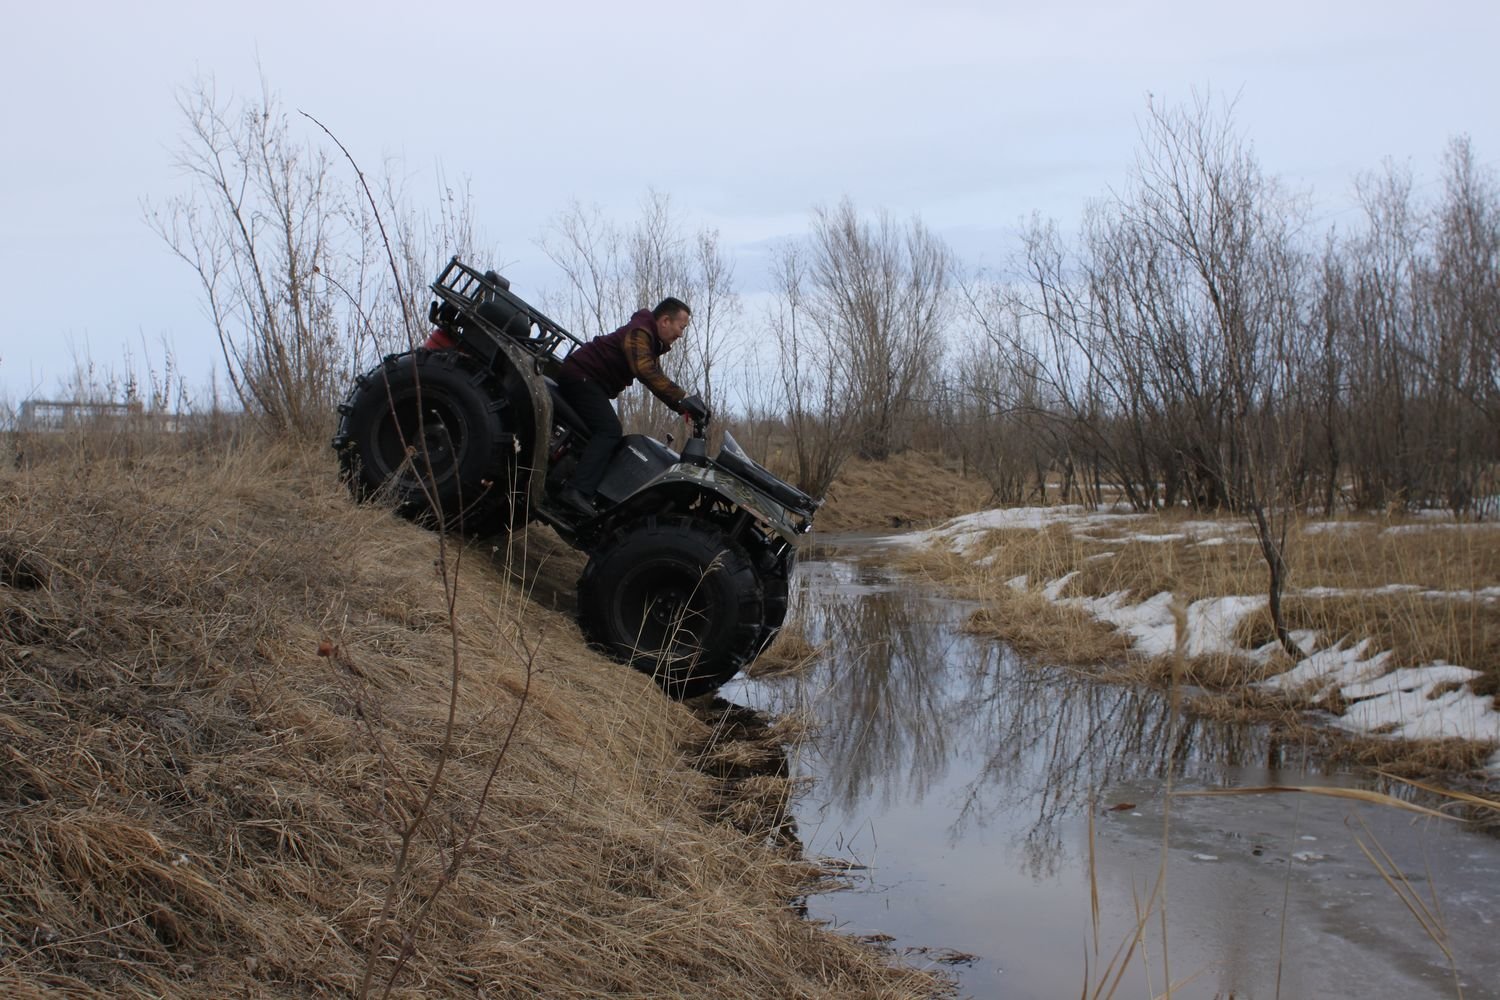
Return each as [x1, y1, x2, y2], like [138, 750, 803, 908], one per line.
[815, 451, 992, 535]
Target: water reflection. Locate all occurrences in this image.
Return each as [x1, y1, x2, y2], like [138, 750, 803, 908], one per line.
[724, 553, 1500, 1000]
[954, 664, 1299, 876]
[758, 559, 1294, 875]
[798, 572, 970, 813]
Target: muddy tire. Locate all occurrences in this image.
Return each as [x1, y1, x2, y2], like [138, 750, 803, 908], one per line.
[333, 349, 516, 535]
[578, 516, 765, 699]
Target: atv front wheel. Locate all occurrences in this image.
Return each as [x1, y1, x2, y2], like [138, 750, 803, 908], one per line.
[577, 516, 765, 699]
[750, 544, 796, 657]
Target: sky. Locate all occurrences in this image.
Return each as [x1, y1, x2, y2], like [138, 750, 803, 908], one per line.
[2, 0, 1498, 404]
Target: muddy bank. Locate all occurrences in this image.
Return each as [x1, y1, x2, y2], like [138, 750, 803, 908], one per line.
[812, 452, 991, 534]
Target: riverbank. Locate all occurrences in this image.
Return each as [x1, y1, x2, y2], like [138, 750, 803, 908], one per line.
[811, 451, 992, 535]
[883, 504, 1500, 789]
[0, 434, 942, 998]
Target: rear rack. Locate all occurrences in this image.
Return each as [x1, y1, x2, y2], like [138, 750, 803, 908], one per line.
[429, 257, 585, 368]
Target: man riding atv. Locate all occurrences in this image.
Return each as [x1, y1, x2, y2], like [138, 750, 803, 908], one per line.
[553, 297, 711, 516]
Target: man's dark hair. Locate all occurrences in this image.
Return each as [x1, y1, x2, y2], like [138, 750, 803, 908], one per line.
[653, 297, 692, 320]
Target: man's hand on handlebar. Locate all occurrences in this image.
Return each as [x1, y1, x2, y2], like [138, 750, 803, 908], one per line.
[679, 392, 711, 426]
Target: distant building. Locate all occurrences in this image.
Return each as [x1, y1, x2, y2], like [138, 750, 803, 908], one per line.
[18, 399, 146, 431]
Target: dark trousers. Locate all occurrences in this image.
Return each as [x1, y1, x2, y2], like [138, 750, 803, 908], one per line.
[558, 378, 621, 497]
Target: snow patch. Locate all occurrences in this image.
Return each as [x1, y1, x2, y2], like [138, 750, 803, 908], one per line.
[1041, 572, 1080, 602]
[1257, 640, 1393, 700]
[1303, 521, 1372, 535]
[1182, 597, 1265, 656]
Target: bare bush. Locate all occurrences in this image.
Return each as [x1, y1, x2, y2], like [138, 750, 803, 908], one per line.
[1428, 136, 1500, 515]
[766, 242, 854, 496]
[150, 80, 352, 438]
[807, 200, 953, 461]
[970, 96, 1314, 653]
[150, 81, 488, 442]
[1318, 137, 1500, 517]
[539, 192, 738, 438]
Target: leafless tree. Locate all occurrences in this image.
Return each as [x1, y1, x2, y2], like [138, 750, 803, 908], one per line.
[357, 169, 489, 366]
[538, 192, 737, 438]
[982, 96, 1313, 654]
[1428, 136, 1500, 514]
[150, 79, 489, 439]
[1116, 94, 1313, 654]
[150, 80, 352, 437]
[949, 279, 1065, 503]
[805, 199, 953, 460]
[1340, 160, 1430, 509]
[971, 213, 1163, 511]
[767, 242, 856, 496]
[1312, 137, 1500, 518]
[538, 200, 632, 342]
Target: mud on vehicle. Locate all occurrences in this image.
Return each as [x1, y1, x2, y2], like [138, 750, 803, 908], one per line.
[332, 259, 819, 699]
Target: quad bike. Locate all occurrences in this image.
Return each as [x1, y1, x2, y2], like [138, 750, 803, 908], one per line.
[332, 259, 819, 698]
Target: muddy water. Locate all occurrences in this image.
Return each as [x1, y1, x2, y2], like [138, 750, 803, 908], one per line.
[719, 550, 1500, 1000]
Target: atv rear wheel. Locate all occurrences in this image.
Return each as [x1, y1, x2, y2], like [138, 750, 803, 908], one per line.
[578, 516, 765, 699]
[334, 349, 517, 535]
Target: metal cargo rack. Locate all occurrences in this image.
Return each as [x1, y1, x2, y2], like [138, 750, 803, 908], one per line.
[429, 257, 585, 368]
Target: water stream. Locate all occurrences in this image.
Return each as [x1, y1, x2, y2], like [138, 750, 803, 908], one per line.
[719, 547, 1500, 1000]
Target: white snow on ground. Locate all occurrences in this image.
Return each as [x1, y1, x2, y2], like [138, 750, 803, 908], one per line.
[1303, 521, 1372, 534]
[1300, 584, 1500, 604]
[1334, 664, 1500, 744]
[1066, 590, 1178, 656]
[891, 505, 1098, 556]
[891, 506, 1500, 775]
[1184, 596, 1271, 657]
[1041, 572, 1080, 602]
[1384, 521, 1500, 534]
[1054, 591, 1268, 658]
[1256, 639, 1394, 699]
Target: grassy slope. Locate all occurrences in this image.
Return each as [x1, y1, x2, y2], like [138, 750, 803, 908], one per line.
[0, 435, 937, 998]
[814, 452, 991, 535]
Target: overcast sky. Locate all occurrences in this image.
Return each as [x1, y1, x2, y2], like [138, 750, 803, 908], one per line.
[2, 0, 1496, 403]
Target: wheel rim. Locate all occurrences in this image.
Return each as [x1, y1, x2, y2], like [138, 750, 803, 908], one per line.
[374, 390, 466, 489]
[614, 561, 713, 662]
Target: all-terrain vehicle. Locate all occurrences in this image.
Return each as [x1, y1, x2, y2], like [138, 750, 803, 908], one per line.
[332, 258, 819, 698]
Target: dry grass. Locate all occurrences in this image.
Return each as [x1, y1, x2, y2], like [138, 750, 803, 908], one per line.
[815, 452, 991, 535]
[0, 427, 942, 998]
[961, 596, 1132, 668]
[747, 620, 822, 680]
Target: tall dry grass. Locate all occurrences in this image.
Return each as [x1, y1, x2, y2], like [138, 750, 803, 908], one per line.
[0, 426, 942, 998]
[815, 451, 992, 535]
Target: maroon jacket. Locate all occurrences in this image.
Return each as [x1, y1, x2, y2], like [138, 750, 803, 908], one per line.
[558, 309, 687, 407]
